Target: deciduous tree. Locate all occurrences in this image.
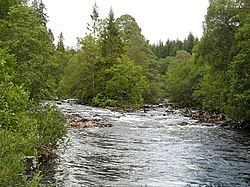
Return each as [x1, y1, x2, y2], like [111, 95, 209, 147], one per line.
[0, 5, 55, 100]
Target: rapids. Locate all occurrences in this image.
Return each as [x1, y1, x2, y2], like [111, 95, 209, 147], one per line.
[43, 102, 250, 186]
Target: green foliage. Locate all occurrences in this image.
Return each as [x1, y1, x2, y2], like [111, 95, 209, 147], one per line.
[0, 0, 27, 19]
[0, 83, 29, 128]
[166, 51, 203, 107]
[196, 0, 249, 121]
[93, 55, 147, 109]
[87, 2, 101, 39]
[56, 32, 65, 52]
[150, 33, 199, 103]
[226, 8, 250, 121]
[151, 37, 196, 59]
[57, 56, 80, 98]
[0, 5, 55, 101]
[58, 34, 103, 102]
[61, 12, 161, 106]
[156, 0, 249, 123]
[77, 35, 104, 102]
[99, 8, 124, 67]
[0, 1, 68, 186]
[183, 32, 198, 54]
[200, 0, 238, 70]
[173, 0, 250, 123]
[33, 104, 67, 147]
[0, 48, 15, 82]
[32, 0, 48, 26]
[194, 66, 228, 111]
[118, 14, 161, 103]
[0, 48, 36, 185]
[0, 129, 33, 185]
[50, 48, 74, 96]
[0, 48, 67, 185]
[158, 56, 174, 75]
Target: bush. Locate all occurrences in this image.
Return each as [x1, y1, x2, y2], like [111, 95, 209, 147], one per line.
[34, 104, 67, 148]
[0, 48, 67, 186]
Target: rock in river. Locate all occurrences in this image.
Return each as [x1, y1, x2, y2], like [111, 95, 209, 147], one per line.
[67, 114, 113, 128]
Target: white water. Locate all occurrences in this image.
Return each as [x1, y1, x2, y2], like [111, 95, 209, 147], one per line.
[44, 102, 250, 187]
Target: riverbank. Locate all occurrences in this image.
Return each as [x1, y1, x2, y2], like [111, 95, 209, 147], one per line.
[0, 102, 67, 186]
[162, 101, 250, 131]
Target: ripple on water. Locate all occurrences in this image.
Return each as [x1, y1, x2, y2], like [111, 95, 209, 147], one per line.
[47, 103, 250, 187]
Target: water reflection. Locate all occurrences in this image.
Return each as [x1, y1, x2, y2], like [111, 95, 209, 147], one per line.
[44, 103, 250, 187]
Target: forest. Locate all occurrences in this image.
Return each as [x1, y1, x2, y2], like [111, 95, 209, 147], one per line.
[0, 0, 249, 185]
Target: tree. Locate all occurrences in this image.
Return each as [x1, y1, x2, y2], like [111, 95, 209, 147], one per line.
[93, 55, 147, 109]
[150, 40, 168, 59]
[87, 2, 101, 39]
[0, 48, 38, 185]
[183, 32, 198, 54]
[0, 5, 55, 100]
[60, 7, 125, 104]
[58, 50, 84, 98]
[50, 46, 73, 94]
[198, 0, 241, 111]
[166, 51, 191, 106]
[56, 32, 65, 52]
[0, 47, 67, 186]
[166, 50, 204, 107]
[0, 0, 27, 19]
[194, 0, 250, 123]
[226, 3, 250, 121]
[118, 14, 161, 103]
[58, 34, 103, 101]
[32, 0, 48, 26]
[99, 8, 124, 68]
[76, 35, 104, 103]
[150, 38, 184, 58]
[158, 56, 174, 75]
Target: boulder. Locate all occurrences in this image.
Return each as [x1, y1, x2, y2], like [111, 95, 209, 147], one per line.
[38, 146, 57, 161]
[25, 156, 37, 171]
[67, 114, 113, 128]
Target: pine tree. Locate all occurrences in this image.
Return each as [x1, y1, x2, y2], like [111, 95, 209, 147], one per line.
[183, 32, 197, 54]
[56, 32, 65, 52]
[118, 14, 160, 103]
[99, 8, 124, 67]
[32, 0, 48, 26]
[87, 2, 101, 39]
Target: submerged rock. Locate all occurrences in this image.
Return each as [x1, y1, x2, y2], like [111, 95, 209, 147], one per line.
[237, 120, 250, 130]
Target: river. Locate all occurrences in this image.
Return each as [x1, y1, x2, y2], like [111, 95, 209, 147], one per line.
[43, 101, 250, 187]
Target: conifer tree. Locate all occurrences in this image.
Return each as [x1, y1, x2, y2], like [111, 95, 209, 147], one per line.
[99, 8, 124, 67]
[87, 2, 101, 39]
[32, 0, 48, 26]
[118, 14, 160, 103]
[56, 32, 65, 52]
[183, 32, 198, 54]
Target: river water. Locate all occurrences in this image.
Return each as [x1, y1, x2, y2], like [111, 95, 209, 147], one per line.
[44, 102, 250, 187]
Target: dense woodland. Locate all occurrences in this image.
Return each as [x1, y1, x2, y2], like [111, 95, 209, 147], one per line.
[0, 0, 249, 185]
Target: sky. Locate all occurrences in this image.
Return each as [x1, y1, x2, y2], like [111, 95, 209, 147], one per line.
[42, 0, 209, 47]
